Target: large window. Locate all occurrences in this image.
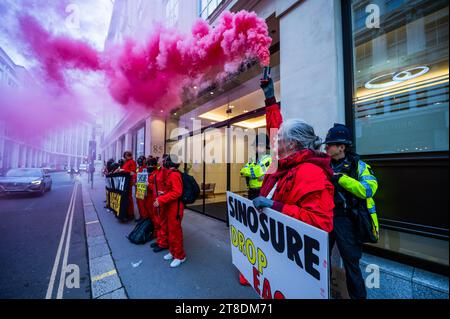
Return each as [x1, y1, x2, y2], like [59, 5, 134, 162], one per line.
[135, 126, 145, 159]
[166, 0, 179, 27]
[351, 0, 449, 155]
[199, 0, 225, 20]
[347, 0, 449, 270]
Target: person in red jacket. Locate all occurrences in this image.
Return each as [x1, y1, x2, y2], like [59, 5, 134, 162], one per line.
[119, 151, 137, 221]
[135, 156, 149, 221]
[239, 75, 335, 286]
[153, 155, 186, 268]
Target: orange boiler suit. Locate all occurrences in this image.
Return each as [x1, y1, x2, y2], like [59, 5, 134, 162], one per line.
[122, 159, 137, 219]
[156, 168, 185, 260]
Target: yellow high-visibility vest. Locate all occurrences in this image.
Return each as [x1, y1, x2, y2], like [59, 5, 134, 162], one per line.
[240, 155, 272, 189]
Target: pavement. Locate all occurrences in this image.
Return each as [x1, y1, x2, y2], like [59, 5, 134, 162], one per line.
[82, 173, 259, 299]
[0, 172, 90, 299]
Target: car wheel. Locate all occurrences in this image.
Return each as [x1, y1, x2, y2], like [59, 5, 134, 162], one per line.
[39, 185, 45, 196]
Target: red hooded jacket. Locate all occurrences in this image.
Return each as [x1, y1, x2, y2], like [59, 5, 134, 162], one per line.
[262, 99, 335, 233]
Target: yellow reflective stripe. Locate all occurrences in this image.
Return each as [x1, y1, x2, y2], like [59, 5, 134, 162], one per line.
[249, 179, 262, 189]
[370, 212, 379, 232]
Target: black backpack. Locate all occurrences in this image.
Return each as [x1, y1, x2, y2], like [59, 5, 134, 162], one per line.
[181, 172, 200, 205]
[127, 219, 154, 245]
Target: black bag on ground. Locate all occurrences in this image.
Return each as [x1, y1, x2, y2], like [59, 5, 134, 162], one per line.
[127, 219, 154, 245]
[181, 172, 200, 205]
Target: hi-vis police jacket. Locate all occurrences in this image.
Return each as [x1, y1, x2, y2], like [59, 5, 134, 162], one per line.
[336, 158, 379, 235]
[240, 155, 272, 189]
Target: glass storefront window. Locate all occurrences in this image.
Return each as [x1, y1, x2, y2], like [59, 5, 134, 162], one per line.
[199, 0, 225, 20]
[135, 126, 145, 158]
[351, 0, 449, 155]
[166, 0, 179, 27]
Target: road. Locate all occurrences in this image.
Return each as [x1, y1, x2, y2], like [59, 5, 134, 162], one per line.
[0, 172, 90, 299]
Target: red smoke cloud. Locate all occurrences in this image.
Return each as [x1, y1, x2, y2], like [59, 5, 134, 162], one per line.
[18, 10, 272, 112]
[18, 14, 101, 90]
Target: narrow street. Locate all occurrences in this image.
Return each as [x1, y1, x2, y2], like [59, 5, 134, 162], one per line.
[0, 172, 90, 299]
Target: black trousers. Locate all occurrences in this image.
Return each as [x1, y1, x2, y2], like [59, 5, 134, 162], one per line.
[248, 188, 261, 200]
[330, 216, 367, 299]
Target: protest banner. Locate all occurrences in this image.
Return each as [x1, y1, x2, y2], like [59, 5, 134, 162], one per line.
[227, 192, 329, 299]
[136, 170, 148, 200]
[105, 173, 132, 220]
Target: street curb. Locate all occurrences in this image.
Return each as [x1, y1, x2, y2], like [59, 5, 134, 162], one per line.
[81, 183, 128, 299]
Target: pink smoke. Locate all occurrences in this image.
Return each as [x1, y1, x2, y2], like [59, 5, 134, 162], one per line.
[18, 14, 101, 90]
[0, 84, 91, 142]
[18, 10, 272, 112]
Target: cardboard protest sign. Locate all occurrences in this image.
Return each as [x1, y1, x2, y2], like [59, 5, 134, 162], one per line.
[105, 173, 132, 220]
[136, 170, 148, 200]
[227, 192, 329, 299]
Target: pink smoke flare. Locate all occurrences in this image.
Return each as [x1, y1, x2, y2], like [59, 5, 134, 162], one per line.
[18, 10, 272, 113]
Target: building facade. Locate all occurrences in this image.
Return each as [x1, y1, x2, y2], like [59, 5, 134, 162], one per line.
[0, 47, 96, 173]
[101, 0, 449, 297]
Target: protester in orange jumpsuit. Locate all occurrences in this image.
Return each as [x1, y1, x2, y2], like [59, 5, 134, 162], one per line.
[135, 156, 150, 221]
[153, 155, 186, 268]
[120, 151, 137, 221]
[150, 155, 169, 253]
[145, 156, 159, 241]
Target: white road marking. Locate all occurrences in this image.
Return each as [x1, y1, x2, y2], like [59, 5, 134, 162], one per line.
[45, 182, 77, 299]
[56, 182, 79, 299]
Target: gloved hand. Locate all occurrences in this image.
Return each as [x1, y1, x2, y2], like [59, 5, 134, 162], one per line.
[253, 196, 274, 209]
[331, 173, 343, 186]
[260, 77, 275, 99]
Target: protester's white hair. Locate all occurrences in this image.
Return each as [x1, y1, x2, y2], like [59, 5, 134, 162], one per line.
[279, 119, 322, 151]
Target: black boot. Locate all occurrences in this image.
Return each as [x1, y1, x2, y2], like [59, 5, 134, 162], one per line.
[153, 246, 167, 253]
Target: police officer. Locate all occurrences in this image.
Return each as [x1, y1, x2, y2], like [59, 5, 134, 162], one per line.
[324, 124, 379, 300]
[240, 136, 272, 200]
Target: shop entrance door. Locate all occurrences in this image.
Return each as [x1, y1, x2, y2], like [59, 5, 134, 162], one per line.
[182, 108, 268, 222]
[203, 127, 228, 220]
